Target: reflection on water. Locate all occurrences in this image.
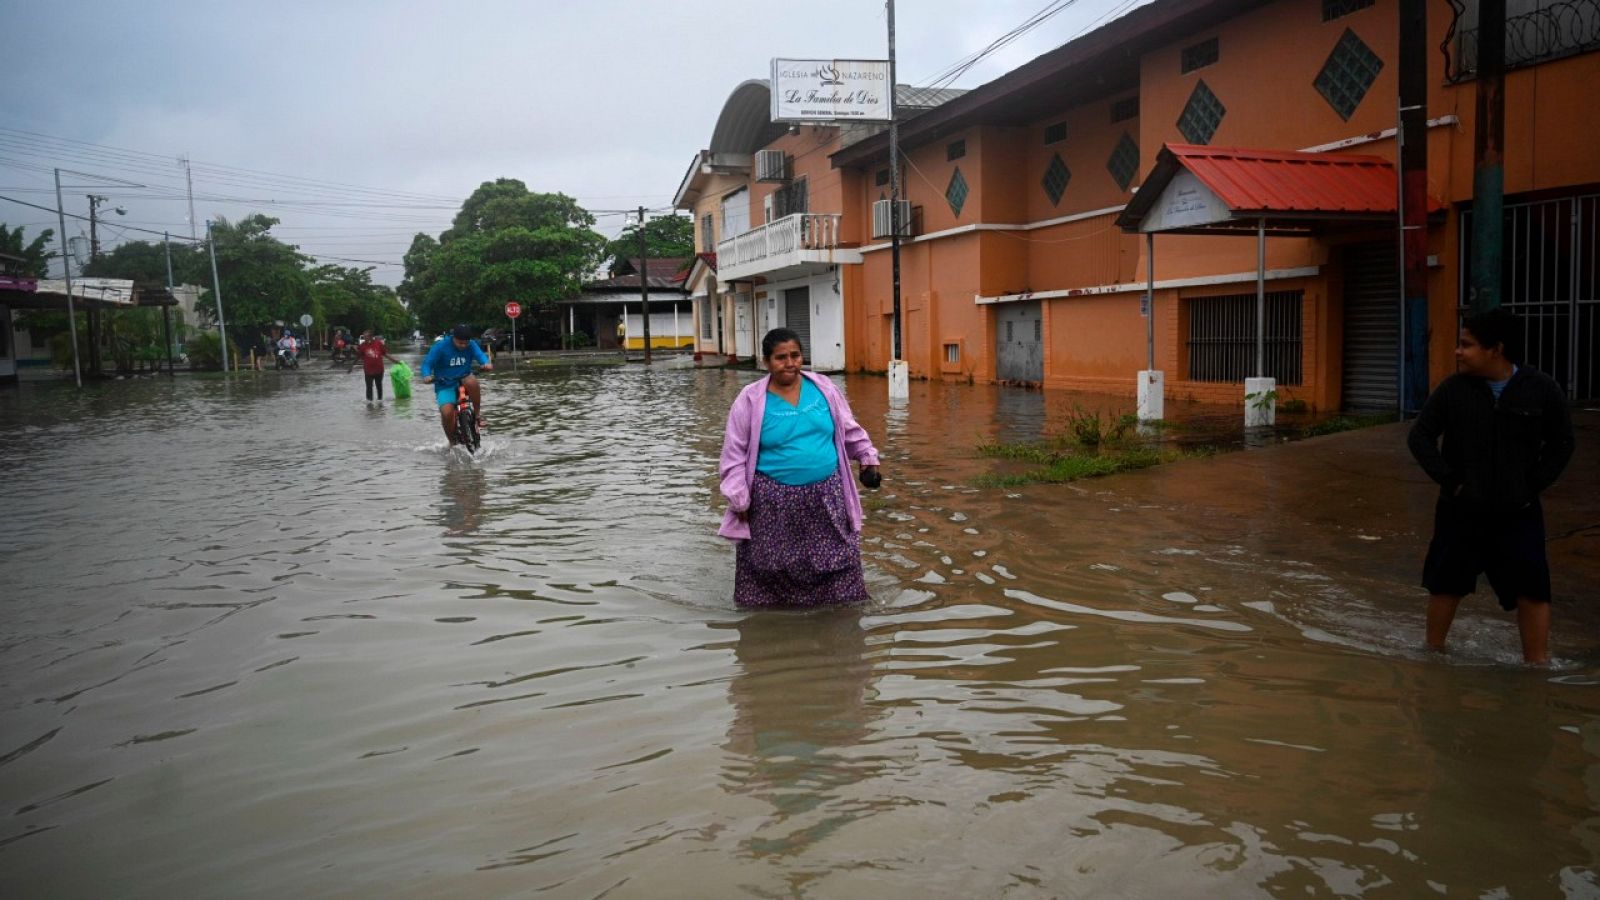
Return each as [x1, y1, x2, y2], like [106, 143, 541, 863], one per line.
[0, 364, 1596, 897]
[718, 608, 881, 858]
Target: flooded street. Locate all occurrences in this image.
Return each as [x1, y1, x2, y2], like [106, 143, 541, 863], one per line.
[2, 360, 1598, 898]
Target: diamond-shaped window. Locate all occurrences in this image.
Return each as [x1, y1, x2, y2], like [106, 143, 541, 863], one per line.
[1177, 80, 1226, 145]
[946, 167, 969, 218]
[1041, 154, 1071, 207]
[1314, 29, 1383, 121]
[1107, 132, 1140, 191]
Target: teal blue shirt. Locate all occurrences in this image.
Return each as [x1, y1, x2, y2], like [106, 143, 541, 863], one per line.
[756, 378, 837, 485]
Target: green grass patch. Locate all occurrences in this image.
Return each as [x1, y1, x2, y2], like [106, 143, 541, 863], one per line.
[1299, 413, 1391, 438]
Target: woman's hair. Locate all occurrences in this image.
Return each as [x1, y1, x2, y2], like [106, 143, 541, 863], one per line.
[761, 327, 804, 360]
[1463, 308, 1523, 363]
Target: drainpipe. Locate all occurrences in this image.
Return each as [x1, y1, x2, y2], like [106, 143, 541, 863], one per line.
[1469, 0, 1506, 312]
[1398, 0, 1430, 413]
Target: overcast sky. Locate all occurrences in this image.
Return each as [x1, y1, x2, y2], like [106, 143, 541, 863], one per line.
[3, 0, 1150, 284]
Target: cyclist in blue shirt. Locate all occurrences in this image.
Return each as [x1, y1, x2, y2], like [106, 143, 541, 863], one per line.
[421, 323, 493, 445]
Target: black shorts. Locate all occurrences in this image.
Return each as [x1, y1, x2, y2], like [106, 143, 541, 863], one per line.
[1422, 495, 1551, 610]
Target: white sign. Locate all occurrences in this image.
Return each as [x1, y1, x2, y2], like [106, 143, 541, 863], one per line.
[771, 58, 891, 122]
[1140, 170, 1232, 233]
[299, 314, 313, 327]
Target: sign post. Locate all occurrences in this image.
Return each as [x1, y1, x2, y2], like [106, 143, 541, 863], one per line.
[505, 301, 521, 361]
[299, 313, 313, 357]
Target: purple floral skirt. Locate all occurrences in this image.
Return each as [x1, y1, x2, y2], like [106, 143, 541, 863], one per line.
[734, 471, 870, 609]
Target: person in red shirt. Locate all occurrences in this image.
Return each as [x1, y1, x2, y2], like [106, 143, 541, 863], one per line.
[359, 330, 399, 401]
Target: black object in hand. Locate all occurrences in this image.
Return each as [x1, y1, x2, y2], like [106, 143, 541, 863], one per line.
[859, 468, 882, 489]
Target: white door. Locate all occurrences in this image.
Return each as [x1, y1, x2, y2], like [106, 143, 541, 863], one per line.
[733, 292, 753, 358]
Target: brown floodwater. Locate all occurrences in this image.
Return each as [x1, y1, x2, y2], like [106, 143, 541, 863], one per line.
[1, 359, 1597, 899]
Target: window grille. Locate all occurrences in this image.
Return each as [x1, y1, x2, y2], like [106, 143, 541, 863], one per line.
[1460, 193, 1600, 399]
[1034, 319, 1042, 342]
[773, 177, 809, 218]
[701, 298, 714, 339]
[1314, 29, 1384, 121]
[1110, 96, 1139, 123]
[1107, 132, 1140, 191]
[945, 343, 960, 364]
[1043, 122, 1067, 144]
[700, 213, 714, 251]
[1042, 153, 1071, 207]
[1181, 38, 1219, 73]
[947, 139, 967, 161]
[875, 168, 890, 186]
[1186, 291, 1303, 384]
[1177, 81, 1226, 144]
[1322, 0, 1374, 20]
[946, 168, 969, 218]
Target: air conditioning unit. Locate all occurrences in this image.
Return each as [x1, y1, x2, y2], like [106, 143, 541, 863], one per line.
[871, 199, 913, 239]
[755, 150, 791, 183]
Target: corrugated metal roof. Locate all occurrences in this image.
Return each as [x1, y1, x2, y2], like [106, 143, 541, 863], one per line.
[1167, 144, 1399, 215]
[1116, 143, 1442, 233]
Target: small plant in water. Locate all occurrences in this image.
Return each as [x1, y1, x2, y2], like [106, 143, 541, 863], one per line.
[1247, 388, 1278, 412]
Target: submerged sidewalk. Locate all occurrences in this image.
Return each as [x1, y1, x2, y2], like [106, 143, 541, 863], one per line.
[1115, 405, 1599, 625]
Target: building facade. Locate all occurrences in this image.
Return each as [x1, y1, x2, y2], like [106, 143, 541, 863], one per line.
[827, 0, 1598, 408]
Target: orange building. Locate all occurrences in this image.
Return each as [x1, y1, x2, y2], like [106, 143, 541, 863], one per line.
[827, 0, 1599, 409]
[673, 83, 965, 370]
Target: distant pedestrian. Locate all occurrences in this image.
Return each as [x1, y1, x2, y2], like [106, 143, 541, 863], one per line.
[718, 327, 881, 608]
[1407, 308, 1574, 663]
[358, 330, 399, 401]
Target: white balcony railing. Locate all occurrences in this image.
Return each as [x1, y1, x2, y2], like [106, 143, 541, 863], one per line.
[716, 213, 845, 274]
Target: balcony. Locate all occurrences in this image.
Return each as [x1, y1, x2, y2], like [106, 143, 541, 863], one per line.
[715, 213, 862, 282]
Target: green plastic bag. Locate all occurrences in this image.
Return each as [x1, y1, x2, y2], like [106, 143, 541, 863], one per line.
[389, 362, 413, 399]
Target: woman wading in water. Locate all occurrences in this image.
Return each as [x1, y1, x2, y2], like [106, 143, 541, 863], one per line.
[718, 328, 882, 607]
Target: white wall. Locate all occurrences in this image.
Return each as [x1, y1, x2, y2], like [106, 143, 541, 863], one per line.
[758, 268, 845, 371]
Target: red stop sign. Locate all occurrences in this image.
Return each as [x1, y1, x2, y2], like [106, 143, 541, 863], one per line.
[505, 301, 522, 319]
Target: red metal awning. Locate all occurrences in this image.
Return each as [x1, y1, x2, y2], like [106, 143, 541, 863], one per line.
[1117, 143, 1439, 235]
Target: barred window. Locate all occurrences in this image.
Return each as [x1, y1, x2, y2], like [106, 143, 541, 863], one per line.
[947, 139, 967, 161]
[700, 213, 714, 250]
[1186, 291, 1303, 384]
[701, 298, 714, 339]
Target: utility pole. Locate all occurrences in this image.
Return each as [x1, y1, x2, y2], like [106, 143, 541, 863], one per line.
[637, 206, 653, 365]
[886, 0, 908, 400]
[182, 155, 198, 240]
[206, 220, 231, 371]
[86, 193, 107, 376]
[52, 168, 83, 387]
[162, 232, 176, 375]
[1398, 0, 1430, 414]
[1470, 0, 1506, 313]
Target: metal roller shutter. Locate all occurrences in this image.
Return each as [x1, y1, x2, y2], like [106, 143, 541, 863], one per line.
[1341, 242, 1399, 410]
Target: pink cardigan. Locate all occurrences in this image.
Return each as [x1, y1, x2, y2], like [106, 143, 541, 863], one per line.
[718, 371, 880, 541]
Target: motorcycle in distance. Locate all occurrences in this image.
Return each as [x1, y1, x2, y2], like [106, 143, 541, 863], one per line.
[275, 334, 301, 370]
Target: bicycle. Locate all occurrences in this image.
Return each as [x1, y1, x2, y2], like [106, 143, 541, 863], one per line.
[452, 381, 481, 453]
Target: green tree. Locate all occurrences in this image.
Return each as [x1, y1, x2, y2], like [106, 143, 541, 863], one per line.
[311, 264, 414, 338]
[194, 215, 313, 348]
[0, 223, 55, 277]
[402, 179, 605, 337]
[82, 238, 204, 286]
[603, 214, 694, 276]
